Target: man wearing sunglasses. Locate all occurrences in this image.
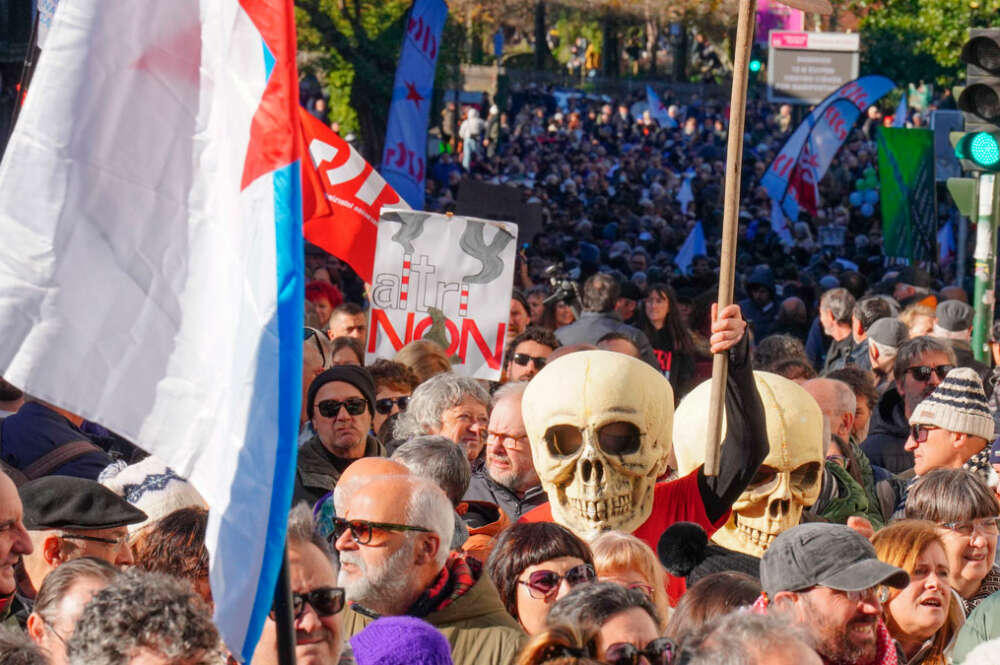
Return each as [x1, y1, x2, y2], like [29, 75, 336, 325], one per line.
[295, 366, 385, 506]
[861, 336, 956, 474]
[253, 504, 346, 665]
[504, 327, 559, 383]
[18, 476, 146, 606]
[904, 367, 995, 479]
[335, 474, 523, 665]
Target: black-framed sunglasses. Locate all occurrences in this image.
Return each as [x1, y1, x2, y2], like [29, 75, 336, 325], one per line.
[517, 563, 595, 599]
[512, 353, 547, 370]
[329, 517, 431, 546]
[304, 327, 327, 368]
[270, 587, 345, 621]
[909, 424, 937, 443]
[316, 397, 367, 418]
[605, 637, 676, 665]
[374, 395, 410, 415]
[905, 364, 954, 382]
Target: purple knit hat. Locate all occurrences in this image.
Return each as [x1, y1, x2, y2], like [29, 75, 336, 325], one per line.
[350, 616, 453, 665]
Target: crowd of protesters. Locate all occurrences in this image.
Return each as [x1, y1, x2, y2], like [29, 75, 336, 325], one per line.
[5, 78, 1000, 665]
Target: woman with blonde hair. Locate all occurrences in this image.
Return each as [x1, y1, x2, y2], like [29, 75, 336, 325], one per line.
[590, 531, 670, 629]
[393, 339, 451, 384]
[872, 520, 963, 665]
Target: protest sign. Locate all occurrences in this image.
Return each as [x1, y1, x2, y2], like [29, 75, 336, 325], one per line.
[367, 210, 518, 380]
[877, 126, 936, 263]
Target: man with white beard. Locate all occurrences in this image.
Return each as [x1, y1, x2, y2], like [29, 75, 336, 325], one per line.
[333, 474, 522, 665]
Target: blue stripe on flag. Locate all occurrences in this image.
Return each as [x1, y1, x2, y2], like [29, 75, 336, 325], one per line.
[241, 161, 304, 662]
[263, 41, 276, 81]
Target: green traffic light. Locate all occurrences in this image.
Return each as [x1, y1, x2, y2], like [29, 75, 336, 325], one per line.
[956, 131, 1000, 170]
[749, 59, 762, 73]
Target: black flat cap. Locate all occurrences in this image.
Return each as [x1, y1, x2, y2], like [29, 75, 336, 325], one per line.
[20, 476, 148, 530]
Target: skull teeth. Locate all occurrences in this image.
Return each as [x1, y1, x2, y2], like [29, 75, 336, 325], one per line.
[736, 519, 777, 550]
[569, 495, 631, 522]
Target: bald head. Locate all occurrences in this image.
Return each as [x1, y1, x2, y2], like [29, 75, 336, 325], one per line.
[802, 378, 856, 443]
[780, 297, 807, 322]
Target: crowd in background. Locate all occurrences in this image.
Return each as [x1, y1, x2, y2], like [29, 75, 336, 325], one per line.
[7, 84, 1000, 665]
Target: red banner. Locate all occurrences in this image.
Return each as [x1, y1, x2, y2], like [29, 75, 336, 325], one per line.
[299, 109, 405, 282]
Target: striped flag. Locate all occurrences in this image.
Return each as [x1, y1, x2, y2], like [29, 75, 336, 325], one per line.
[0, 0, 302, 658]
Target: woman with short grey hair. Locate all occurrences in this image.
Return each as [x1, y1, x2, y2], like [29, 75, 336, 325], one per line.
[393, 372, 492, 466]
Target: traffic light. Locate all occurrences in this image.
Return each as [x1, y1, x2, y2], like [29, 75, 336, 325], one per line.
[958, 28, 1000, 134]
[954, 131, 1000, 171]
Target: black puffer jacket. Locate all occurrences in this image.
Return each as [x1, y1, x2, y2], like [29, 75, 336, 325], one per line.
[860, 386, 912, 474]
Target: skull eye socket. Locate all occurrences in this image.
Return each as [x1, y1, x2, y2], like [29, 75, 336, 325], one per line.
[597, 422, 640, 455]
[749, 465, 778, 487]
[546, 425, 583, 456]
[790, 462, 821, 490]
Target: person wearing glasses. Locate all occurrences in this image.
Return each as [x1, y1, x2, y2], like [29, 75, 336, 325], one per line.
[546, 582, 672, 665]
[760, 523, 910, 665]
[26, 558, 120, 665]
[464, 382, 547, 521]
[294, 366, 384, 507]
[335, 474, 523, 665]
[903, 367, 995, 481]
[862, 336, 956, 474]
[18, 476, 146, 605]
[393, 373, 492, 468]
[590, 532, 669, 631]
[252, 503, 346, 665]
[504, 327, 559, 384]
[905, 469, 1000, 617]
[487, 522, 595, 636]
[366, 360, 418, 442]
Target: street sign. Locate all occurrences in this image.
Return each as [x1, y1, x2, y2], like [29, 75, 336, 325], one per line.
[767, 31, 860, 105]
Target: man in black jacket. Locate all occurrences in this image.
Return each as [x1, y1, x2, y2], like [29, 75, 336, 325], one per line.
[861, 336, 955, 474]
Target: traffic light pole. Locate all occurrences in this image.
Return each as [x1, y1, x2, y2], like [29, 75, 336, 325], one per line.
[972, 172, 1000, 362]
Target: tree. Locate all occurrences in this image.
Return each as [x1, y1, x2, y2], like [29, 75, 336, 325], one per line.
[848, 0, 1000, 86]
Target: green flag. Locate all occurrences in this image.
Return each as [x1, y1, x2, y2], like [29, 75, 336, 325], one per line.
[877, 127, 936, 263]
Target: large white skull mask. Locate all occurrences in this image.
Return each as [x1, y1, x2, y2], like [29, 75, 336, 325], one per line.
[673, 371, 823, 557]
[522, 350, 673, 540]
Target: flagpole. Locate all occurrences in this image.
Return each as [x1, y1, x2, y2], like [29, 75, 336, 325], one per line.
[704, 0, 831, 475]
[274, 545, 297, 665]
[704, 0, 755, 477]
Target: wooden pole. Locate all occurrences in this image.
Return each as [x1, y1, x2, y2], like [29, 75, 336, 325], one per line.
[704, 0, 756, 477]
[703, 0, 833, 476]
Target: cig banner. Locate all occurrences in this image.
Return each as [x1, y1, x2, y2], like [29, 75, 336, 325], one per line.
[367, 210, 518, 380]
[762, 75, 896, 221]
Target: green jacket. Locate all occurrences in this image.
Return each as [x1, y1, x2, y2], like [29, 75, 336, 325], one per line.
[292, 434, 385, 507]
[343, 572, 524, 665]
[818, 460, 871, 525]
[954, 589, 1000, 663]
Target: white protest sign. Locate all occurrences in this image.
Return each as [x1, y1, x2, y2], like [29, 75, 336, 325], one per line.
[366, 210, 518, 380]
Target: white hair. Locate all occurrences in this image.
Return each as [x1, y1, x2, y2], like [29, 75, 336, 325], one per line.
[869, 338, 898, 359]
[405, 477, 455, 569]
[932, 324, 971, 341]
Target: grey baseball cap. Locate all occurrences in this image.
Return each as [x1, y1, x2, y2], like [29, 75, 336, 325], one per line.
[760, 524, 909, 597]
[867, 317, 909, 348]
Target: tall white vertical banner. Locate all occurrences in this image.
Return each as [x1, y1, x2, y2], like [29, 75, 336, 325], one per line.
[366, 211, 517, 380]
[0, 0, 302, 659]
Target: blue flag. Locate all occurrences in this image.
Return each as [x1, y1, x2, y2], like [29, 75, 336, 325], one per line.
[675, 222, 707, 275]
[893, 93, 908, 128]
[381, 0, 448, 209]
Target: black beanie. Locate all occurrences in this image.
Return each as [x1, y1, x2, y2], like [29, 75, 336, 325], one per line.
[306, 365, 376, 419]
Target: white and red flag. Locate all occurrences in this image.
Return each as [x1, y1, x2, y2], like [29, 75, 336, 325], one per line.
[0, 0, 303, 658]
